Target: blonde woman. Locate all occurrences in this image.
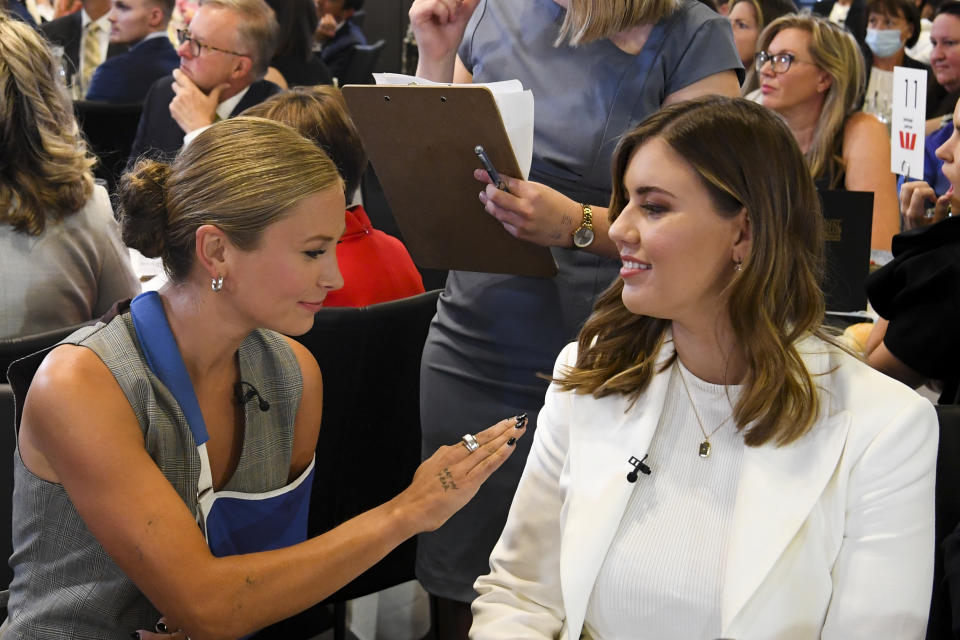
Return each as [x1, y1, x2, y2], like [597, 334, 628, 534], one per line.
[0, 16, 139, 339]
[727, 0, 798, 94]
[757, 12, 900, 251]
[472, 96, 936, 640]
[7, 116, 525, 639]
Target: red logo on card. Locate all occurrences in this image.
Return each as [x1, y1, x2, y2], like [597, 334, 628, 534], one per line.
[899, 131, 917, 150]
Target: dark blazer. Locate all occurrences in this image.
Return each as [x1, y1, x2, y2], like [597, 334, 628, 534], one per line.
[39, 11, 127, 86]
[812, 0, 866, 46]
[85, 36, 179, 104]
[7, 0, 36, 26]
[271, 52, 334, 87]
[318, 19, 366, 81]
[127, 76, 281, 165]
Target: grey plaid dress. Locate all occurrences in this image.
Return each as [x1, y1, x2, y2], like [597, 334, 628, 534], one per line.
[5, 311, 302, 638]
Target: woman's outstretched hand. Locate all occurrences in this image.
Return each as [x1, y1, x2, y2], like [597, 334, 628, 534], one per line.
[397, 414, 528, 533]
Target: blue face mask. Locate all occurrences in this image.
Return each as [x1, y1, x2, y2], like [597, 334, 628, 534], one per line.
[866, 28, 905, 57]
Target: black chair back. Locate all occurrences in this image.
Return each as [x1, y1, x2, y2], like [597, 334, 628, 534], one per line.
[339, 39, 385, 86]
[0, 322, 91, 383]
[0, 384, 15, 592]
[253, 290, 440, 639]
[73, 100, 143, 194]
[928, 404, 960, 639]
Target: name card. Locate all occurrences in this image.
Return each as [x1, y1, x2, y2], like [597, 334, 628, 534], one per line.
[891, 66, 927, 179]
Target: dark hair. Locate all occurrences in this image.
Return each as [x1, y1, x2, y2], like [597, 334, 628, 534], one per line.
[243, 86, 367, 199]
[119, 117, 343, 282]
[557, 96, 828, 448]
[344, 0, 364, 10]
[265, 0, 316, 60]
[935, 0, 960, 17]
[866, 0, 921, 48]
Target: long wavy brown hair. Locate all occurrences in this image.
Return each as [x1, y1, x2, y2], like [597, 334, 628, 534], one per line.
[0, 15, 95, 236]
[556, 96, 828, 447]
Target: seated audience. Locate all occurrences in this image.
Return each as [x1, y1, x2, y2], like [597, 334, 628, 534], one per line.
[6, 115, 525, 638]
[40, 0, 127, 93]
[244, 87, 424, 307]
[85, 0, 179, 103]
[813, 0, 867, 42]
[127, 0, 280, 165]
[315, 0, 365, 82]
[898, 0, 960, 219]
[865, 96, 960, 404]
[727, 0, 798, 96]
[470, 95, 937, 640]
[264, 0, 332, 88]
[860, 0, 947, 123]
[757, 13, 900, 251]
[0, 16, 139, 340]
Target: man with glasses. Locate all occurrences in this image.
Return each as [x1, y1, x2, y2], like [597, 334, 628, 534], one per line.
[85, 0, 178, 103]
[128, 0, 280, 165]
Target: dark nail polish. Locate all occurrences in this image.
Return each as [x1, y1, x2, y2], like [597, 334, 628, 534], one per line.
[515, 413, 527, 428]
[507, 437, 516, 446]
[156, 621, 168, 633]
[129, 633, 141, 640]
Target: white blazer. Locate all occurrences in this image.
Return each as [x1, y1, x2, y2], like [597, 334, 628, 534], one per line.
[471, 337, 938, 640]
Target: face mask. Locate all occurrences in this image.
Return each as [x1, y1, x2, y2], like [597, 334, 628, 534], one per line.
[866, 28, 905, 57]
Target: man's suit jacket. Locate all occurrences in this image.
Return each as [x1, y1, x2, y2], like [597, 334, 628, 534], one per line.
[85, 36, 179, 104]
[318, 19, 366, 81]
[472, 336, 938, 640]
[39, 11, 127, 86]
[127, 76, 281, 165]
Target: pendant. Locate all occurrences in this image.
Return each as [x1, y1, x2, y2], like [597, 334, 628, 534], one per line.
[698, 440, 711, 458]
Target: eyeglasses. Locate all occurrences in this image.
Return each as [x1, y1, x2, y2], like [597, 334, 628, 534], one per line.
[754, 50, 818, 73]
[177, 29, 247, 58]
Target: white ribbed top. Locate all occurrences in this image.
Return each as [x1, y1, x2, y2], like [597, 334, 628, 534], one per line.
[584, 360, 746, 640]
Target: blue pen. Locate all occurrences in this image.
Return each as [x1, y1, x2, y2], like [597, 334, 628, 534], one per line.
[474, 145, 510, 193]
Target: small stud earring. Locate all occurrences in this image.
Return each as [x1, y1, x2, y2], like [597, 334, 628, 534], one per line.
[211, 275, 224, 291]
[734, 260, 743, 272]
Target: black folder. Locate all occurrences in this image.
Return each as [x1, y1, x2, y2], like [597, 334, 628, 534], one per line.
[818, 189, 874, 312]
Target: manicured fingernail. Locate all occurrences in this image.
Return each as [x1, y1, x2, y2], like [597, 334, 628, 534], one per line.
[130, 633, 141, 640]
[515, 413, 527, 428]
[507, 437, 516, 446]
[156, 621, 168, 633]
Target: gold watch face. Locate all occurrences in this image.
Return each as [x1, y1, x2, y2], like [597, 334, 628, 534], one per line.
[573, 226, 595, 248]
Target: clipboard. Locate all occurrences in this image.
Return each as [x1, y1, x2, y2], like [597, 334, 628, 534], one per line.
[342, 85, 558, 278]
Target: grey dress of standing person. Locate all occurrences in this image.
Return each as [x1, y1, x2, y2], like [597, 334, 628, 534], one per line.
[415, 0, 744, 604]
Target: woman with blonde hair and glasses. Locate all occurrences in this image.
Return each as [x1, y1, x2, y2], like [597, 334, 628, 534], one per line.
[757, 12, 900, 251]
[6, 116, 525, 639]
[471, 96, 936, 640]
[0, 15, 139, 339]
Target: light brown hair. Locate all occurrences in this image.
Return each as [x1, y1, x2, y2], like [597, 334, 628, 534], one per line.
[556, 96, 828, 447]
[556, 0, 680, 46]
[243, 86, 367, 199]
[0, 15, 96, 235]
[119, 116, 343, 282]
[200, 0, 279, 77]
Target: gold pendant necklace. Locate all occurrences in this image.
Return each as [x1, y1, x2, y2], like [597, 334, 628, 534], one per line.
[675, 361, 733, 458]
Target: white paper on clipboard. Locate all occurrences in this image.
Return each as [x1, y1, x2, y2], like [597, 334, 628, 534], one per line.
[891, 66, 927, 179]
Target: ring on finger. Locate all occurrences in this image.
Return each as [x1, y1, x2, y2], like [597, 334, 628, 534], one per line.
[461, 433, 480, 452]
[924, 206, 937, 219]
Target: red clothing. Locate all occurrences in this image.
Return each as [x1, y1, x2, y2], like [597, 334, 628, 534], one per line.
[323, 205, 425, 308]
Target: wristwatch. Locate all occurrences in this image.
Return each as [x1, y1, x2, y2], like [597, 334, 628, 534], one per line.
[572, 203, 595, 249]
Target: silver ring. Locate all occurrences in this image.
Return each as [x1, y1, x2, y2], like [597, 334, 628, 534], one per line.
[461, 433, 480, 452]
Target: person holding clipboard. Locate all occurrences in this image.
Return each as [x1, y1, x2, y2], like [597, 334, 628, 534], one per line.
[408, 0, 743, 635]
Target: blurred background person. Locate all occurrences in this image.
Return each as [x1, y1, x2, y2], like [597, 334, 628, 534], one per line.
[757, 13, 900, 251]
[0, 15, 139, 339]
[244, 86, 424, 307]
[263, 0, 332, 88]
[40, 0, 127, 95]
[85, 0, 179, 102]
[315, 0, 365, 83]
[727, 0, 798, 96]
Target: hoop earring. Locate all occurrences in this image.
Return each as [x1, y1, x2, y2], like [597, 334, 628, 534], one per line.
[211, 275, 224, 292]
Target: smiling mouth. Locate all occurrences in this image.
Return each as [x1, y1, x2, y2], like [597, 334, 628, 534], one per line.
[622, 259, 651, 270]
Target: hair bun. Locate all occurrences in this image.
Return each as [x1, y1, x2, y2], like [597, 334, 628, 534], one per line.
[118, 160, 172, 259]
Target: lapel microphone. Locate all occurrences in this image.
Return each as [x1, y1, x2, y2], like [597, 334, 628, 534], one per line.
[234, 381, 270, 412]
[626, 454, 651, 483]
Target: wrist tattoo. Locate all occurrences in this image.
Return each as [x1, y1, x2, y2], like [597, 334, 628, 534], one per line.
[437, 468, 459, 492]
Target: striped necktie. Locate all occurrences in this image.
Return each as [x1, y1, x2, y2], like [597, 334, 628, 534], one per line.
[81, 21, 101, 91]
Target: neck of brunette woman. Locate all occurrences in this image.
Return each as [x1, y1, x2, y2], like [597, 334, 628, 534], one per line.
[670, 315, 748, 386]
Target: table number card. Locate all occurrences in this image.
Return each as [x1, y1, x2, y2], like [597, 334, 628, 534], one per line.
[891, 66, 927, 179]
